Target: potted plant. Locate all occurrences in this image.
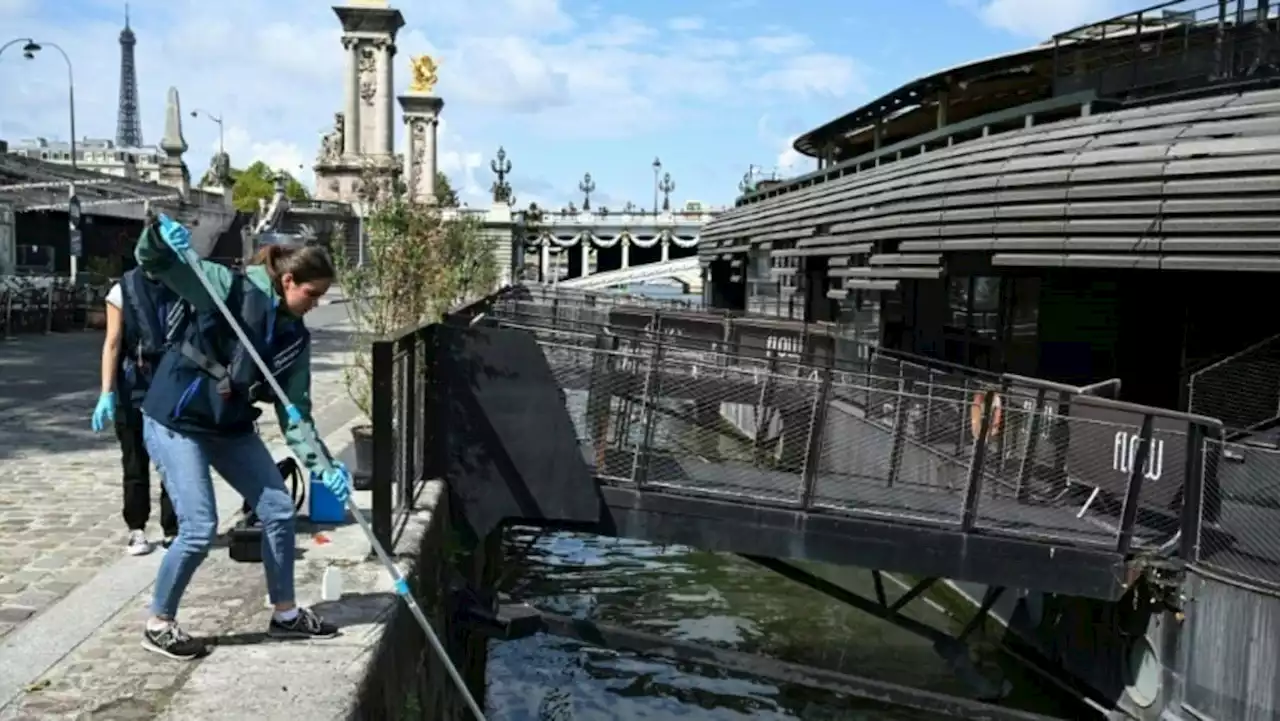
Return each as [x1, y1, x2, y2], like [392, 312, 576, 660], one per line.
[335, 169, 497, 485]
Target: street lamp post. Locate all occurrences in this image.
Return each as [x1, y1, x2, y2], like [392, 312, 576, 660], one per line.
[3, 39, 77, 169]
[652, 157, 661, 214]
[5, 37, 79, 281]
[190, 108, 224, 156]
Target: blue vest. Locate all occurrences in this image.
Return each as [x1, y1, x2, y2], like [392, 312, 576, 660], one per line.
[118, 270, 188, 408]
[142, 272, 309, 436]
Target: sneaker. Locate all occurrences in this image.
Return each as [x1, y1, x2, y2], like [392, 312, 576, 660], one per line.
[126, 530, 153, 556]
[141, 621, 209, 661]
[161, 535, 177, 549]
[267, 606, 340, 639]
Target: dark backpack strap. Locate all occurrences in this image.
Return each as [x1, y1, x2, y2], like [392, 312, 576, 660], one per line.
[240, 456, 307, 523]
[177, 340, 233, 398]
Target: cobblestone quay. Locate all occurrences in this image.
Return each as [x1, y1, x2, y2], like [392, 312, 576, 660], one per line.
[0, 310, 492, 719]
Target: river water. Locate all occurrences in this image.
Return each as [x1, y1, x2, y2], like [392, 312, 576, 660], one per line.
[484, 529, 1074, 720]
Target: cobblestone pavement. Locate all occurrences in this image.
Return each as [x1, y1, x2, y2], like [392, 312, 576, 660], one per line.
[0, 528, 394, 721]
[0, 317, 355, 642]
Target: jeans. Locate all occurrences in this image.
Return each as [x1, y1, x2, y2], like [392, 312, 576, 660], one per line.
[142, 413, 297, 619]
[116, 404, 178, 536]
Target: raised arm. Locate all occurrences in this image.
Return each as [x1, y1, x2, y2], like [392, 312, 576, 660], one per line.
[273, 343, 334, 478]
[134, 220, 234, 313]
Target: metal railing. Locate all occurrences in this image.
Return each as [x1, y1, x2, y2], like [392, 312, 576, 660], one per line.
[364, 288, 525, 548]
[1052, 0, 1279, 102]
[0, 275, 109, 337]
[1196, 438, 1280, 588]
[490, 301, 1220, 556]
[370, 285, 1224, 562]
[1188, 331, 1280, 437]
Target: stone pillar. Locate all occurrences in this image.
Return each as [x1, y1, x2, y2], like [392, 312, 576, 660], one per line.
[157, 86, 190, 198]
[378, 40, 396, 157]
[398, 95, 443, 205]
[621, 237, 630, 269]
[580, 242, 591, 277]
[540, 241, 550, 281]
[343, 37, 361, 157]
[661, 238, 670, 263]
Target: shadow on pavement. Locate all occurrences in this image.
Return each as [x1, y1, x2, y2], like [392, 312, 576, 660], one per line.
[205, 592, 396, 647]
[0, 321, 360, 461]
[0, 331, 117, 461]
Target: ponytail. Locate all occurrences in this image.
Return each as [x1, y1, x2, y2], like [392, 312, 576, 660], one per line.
[247, 243, 336, 293]
[249, 244, 286, 278]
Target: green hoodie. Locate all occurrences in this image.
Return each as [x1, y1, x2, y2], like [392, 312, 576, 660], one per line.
[135, 230, 323, 478]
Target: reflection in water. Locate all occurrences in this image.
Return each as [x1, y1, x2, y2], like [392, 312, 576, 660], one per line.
[486, 530, 1017, 720]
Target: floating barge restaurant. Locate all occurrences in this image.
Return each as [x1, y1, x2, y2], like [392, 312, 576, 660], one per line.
[700, 2, 1280, 720]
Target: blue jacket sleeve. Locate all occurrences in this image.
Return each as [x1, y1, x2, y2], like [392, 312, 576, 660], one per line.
[134, 224, 233, 312]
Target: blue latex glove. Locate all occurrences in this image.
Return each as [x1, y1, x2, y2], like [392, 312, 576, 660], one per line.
[156, 214, 192, 256]
[320, 461, 353, 504]
[91, 392, 115, 432]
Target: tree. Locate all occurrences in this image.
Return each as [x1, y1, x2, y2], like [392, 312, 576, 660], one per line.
[391, 170, 459, 207]
[336, 169, 497, 417]
[227, 161, 311, 213]
[434, 171, 459, 207]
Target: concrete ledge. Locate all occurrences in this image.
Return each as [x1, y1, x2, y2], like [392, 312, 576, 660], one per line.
[348, 481, 497, 721]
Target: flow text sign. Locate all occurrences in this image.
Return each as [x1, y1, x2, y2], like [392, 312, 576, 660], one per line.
[1064, 397, 1187, 511]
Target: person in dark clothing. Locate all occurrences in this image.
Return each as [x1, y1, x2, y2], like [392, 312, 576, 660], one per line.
[92, 268, 185, 555]
[134, 217, 348, 661]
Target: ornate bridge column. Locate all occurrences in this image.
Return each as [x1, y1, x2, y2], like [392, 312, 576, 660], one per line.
[621, 236, 630, 269]
[341, 36, 361, 157]
[320, 2, 404, 205]
[399, 96, 442, 205]
[399, 54, 442, 205]
[376, 38, 396, 157]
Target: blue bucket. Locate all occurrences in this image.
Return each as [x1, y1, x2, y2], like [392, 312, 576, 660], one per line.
[309, 473, 347, 524]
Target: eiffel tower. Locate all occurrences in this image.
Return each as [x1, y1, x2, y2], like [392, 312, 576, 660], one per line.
[115, 3, 143, 148]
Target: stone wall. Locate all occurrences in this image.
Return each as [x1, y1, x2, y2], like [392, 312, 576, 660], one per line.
[348, 481, 501, 720]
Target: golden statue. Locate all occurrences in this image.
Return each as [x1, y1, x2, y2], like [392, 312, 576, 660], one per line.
[409, 55, 439, 94]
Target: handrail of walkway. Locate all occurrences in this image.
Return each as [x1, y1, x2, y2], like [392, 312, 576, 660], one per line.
[367, 284, 1225, 572]
[498, 284, 1226, 556]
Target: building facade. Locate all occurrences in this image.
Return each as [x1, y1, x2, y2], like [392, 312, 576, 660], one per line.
[7, 137, 162, 182]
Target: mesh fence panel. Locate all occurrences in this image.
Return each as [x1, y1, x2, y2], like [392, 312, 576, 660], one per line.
[811, 381, 972, 525]
[1198, 439, 1280, 586]
[974, 402, 1184, 549]
[540, 339, 645, 483]
[640, 353, 822, 506]
[1188, 333, 1280, 432]
[480, 286, 1213, 556]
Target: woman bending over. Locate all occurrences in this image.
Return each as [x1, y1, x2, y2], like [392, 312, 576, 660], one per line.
[135, 219, 351, 660]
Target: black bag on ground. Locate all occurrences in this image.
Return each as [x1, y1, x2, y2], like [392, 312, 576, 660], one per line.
[228, 457, 307, 563]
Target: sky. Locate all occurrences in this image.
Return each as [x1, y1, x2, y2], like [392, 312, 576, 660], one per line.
[0, 0, 1150, 210]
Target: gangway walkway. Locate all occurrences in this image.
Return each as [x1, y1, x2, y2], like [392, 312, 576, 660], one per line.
[556, 256, 700, 290]
[376, 285, 1223, 603]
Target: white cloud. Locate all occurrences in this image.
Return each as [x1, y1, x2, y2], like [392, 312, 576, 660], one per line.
[776, 135, 808, 179]
[953, 0, 1128, 40]
[0, 0, 869, 206]
[668, 16, 705, 32]
[749, 33, 811, 54]
[756, 54, 870, 98]
[220, 126, 311, 186]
